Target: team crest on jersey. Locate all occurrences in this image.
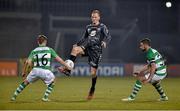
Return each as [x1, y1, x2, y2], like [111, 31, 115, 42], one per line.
[90, 30, 96, 36]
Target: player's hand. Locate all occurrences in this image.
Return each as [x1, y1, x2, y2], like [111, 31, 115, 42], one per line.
[142, 79, 150, 84]
[65, 65, 73, 71]
[63, 63, 73, 71]
[101, 41, 107, 48]
[133, 72, 139, 77]
[57, 66, 66, 73]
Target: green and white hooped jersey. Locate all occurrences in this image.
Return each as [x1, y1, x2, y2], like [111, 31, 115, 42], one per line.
[146, 48, 167, 76]
[28, 46, 58, 70]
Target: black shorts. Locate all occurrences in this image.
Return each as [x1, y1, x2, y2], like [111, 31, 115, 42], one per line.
[78, 41, 102, 69]
[78, 40, 102, 69]
[83, 47, 102, 68]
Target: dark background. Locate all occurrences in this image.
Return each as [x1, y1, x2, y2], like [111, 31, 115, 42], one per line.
[0, 0, 179, 64]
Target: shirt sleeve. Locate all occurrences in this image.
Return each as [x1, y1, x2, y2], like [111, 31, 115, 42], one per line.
[28, 51, 34, 61]
[50, 48, 58, 59]
[76, 27, 88, 46]
[102, 25, 111, 44]
[147, 52, 155, 63]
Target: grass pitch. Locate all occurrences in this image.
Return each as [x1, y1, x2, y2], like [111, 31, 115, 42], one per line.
[0, 76, 180, 110]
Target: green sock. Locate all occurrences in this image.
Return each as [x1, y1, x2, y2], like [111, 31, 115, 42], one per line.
[129, 80, 142, 99]
[12, 82, 27, 99]
[152, 82, 167, 98]
[43, 82, 55, 99]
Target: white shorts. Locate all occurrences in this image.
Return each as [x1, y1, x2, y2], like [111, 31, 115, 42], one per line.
[26, 68, 55, 85]
[145, 73, 167, 83]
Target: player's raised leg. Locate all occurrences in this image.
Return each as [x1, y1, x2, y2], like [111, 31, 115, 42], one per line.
[59, 45, 84, 76]
[11, 80, 29, 101]
[69, 45, 83, 62]
[87, 67, 97, 100]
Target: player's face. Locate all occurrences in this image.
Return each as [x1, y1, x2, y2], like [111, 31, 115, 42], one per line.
[139, 42, 146, 52]
[91, 13, 100, 25]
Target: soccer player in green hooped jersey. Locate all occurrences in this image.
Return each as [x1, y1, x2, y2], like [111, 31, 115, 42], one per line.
[122, 38, 168, 101]
[11, 35, 72, 102]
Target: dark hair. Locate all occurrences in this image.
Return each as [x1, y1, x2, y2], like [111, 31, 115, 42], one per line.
[140, 38, 151, 46]
[38, 35, 47, 40]
[37, 35, 47, 44]
[91, 9, 101, 17]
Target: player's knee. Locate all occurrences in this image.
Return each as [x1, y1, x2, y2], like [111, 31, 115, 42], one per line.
[49, 81, 55, 87]
[72, 46, 82, 54]
[137, 76, 145, 82]
[152, 80, 160, 86]
[91, 73, 97, 77]
[72, 47, 78, 53]
[23, 80, 29, 85]
[90, 67, 97, 77]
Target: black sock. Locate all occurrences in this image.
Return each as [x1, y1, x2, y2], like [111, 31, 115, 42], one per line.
[69, 55, 76, 62]
[91, 76, 97, 90]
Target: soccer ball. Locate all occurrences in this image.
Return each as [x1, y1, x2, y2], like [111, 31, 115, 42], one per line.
[65, 59, 74, 69]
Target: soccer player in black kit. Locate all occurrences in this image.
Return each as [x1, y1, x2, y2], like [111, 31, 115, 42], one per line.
[59, 9, 111, 100]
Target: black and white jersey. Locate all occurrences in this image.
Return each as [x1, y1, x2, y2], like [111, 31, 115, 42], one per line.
[77, 23, 111, 48]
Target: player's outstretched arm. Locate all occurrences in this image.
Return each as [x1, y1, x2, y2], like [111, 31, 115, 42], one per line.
[55, 56, 72, 70]
[133, 64, 149, 77]
[140, 64, 149, 74]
